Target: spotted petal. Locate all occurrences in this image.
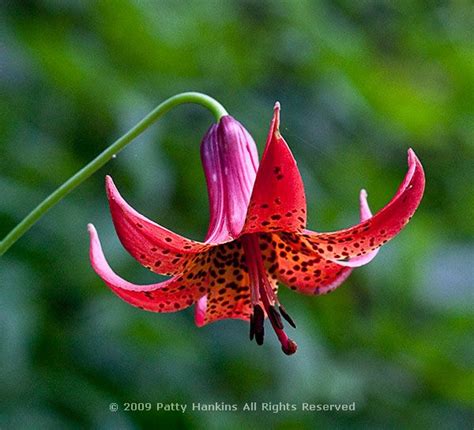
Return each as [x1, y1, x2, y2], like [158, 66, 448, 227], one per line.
[88, 224, 208, 312]
[272, 190, 378, 294]
[106, 176, 210, 275]
[300, 149, 425, 263]
[275, 246, 353, 295]
[194, 243, 252, 326]
[243, 103, 307, 235]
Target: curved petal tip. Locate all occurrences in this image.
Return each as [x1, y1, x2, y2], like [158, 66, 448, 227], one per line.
[407, 148, 424, 175]
[194, 296, 207, 327]
[359, 189, 372, 219]
[303, 148, 424, 265]
[87, 223, 98, 241]
[105, 175, 117, 199]
[273, 102, 281, 130]
[403, 148, 425, 196]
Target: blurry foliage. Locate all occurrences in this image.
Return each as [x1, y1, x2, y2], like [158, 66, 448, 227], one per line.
[1, 0, 473, 429]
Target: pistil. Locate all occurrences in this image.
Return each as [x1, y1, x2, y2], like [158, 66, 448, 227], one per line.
[242, 234, 298, 355]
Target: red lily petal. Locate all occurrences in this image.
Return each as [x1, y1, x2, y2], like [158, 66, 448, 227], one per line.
[106, 176, 210, 275]
[194, 242, 254, 326]
[201, 116, 259, 243]
[271, 189, 378, 294]
[194, 296, 208, 326]
[194, 283, 251, 326]
[265, 233, 351, 295]
[300, 149, 425, 263]
[242, 103, 307, 235]
[88, 224, 208, 311]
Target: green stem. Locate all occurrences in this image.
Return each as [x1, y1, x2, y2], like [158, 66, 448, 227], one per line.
[0, 91, 228, 256]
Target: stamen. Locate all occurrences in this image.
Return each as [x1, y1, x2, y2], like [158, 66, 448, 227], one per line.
[242, 234, 297, 355]
[268, 305, 283, 330]
[258, 280, 297, 355]
[260, 270, 278, 305]
[279, 304, 296, 328]
[253, 304, 265, 345]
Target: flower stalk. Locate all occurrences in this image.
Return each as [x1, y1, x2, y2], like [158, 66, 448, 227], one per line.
[0, 92, 227, 256]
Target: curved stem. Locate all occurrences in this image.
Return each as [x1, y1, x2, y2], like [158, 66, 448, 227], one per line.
[0, 92, 228, 256]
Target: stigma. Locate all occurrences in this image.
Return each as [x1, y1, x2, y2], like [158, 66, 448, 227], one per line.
[241, 234, 298, 355]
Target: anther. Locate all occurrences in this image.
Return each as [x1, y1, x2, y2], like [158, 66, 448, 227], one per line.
[279, 304, 296, 328]
[249, 313, 255, 340]
[268, 305, 283, 330]
[253, 304, 265, 346]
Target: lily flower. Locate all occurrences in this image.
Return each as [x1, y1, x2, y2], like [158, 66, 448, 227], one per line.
[88, 103, 425, 355]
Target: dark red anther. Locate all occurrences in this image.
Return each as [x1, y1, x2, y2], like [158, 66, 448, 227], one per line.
[279, 304, 296, 328]
[255, 330, 264, 346]
[253, 304, 265, 345]
[268, 305, 283, 330]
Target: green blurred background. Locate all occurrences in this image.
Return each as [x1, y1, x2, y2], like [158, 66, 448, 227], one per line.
[1, 1, 473, 428]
